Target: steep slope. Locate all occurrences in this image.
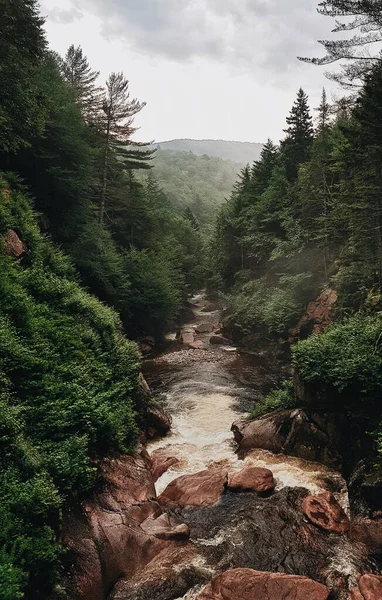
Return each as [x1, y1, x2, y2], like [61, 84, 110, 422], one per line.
[155, 139, 263, 164]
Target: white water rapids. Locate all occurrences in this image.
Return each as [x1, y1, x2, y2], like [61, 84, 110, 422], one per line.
[145, 294, 349, 509]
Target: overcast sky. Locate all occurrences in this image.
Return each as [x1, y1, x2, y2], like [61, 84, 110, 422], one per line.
[39, 0, 340, 144]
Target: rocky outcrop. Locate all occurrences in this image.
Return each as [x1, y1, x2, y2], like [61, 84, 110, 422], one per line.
[146, 404, 172, 439]
[349, 574, 382, 600]
[196, 569, 330, 600]
[159, 467, 228, 508]
[4, 228, 28, 260]
[348, 460, 382, 517]
[350, 519, 382, 555]
[290, 288, 338, 340]
[302, 492, 350, 534]
[232, 409, 343, 468]
[227, 467, 275, 494]
[149, 448, 180, 482]
[62, 452, 192, 600]
[180, 487, 371, 597]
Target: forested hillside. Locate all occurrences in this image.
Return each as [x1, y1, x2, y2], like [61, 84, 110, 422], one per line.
[155, 139, 263, 164]
[210, 80, 382, 459]
[140, 149, 240, 226]
[0, 2, 204, 597]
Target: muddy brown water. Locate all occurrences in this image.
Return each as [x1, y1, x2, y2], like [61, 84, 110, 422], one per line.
[143, 293, 348, 500]
[141, 293, 369, 599]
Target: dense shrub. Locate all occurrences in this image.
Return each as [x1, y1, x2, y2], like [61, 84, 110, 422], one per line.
[0, 175, 143, 595]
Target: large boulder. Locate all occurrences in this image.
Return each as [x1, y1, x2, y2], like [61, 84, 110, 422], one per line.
[302, 492, 350, 534]
[159, 467, 228, 508]
[179, 328, 195, 345]
[227, 467, 275, 494]
[349, 574, 382, 600]
[149, 448, 180, 482]
[62, 452, 192, 600]
[196, 569, 330, 600]
[350, 518, 382, 555]
[146, 404, 172, 439]
[4, 228, 28, 260]
[179, 487, 369, 596]
[232, 409, 343, 469]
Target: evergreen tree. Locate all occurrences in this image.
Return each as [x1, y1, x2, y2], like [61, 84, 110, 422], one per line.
[0, 0, 46, 154]
[282, 88, 314, 181]
[315, 88, 332, 135]
[250, 139, 279, 195]
[99, 72, 153, 223]
[62, 44, 103, 121]
[300, 1, 382, 87]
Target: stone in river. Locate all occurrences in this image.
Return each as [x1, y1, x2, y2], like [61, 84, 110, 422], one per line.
[196, 322, 214, 334]
[159, 467, 228, 508]
[349, 574, 382, 600]
[302, 491, 350, 534]
[196, 568, 330, 600]
[228, 466, 275, 494]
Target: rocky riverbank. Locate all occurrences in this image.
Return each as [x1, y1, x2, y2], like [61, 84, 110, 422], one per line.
[64, 294, 382, 600]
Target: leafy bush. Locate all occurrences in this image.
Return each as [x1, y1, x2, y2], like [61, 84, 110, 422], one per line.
[0, 175, 144, 594]
[251, 380, 297, 418]
[293, 313, 382, 457]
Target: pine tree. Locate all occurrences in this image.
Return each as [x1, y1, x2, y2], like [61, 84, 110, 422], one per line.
[0, 0, 47, 154]
[62, 44, 103, 121]
[99, 72, 153, 224]
[315, 88, 332, 135]
[299, 1, 382, 87]
[282, 88, 314, 181]
[250, 139, 279, 195]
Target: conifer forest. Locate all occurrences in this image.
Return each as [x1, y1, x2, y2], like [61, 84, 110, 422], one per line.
[1, 2, 382, 600]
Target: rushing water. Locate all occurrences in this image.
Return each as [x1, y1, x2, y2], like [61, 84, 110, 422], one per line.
[144, 293, 348, 505]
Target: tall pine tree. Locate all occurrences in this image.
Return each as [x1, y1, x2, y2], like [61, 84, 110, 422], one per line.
[62, 44, 103, 121]
[282, 88, 314, 181]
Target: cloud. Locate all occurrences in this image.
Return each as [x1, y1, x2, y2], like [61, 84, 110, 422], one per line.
[72, 0, 329, 77]
[46, 6, 83, 24]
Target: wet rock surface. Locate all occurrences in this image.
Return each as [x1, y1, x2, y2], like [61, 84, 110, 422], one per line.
[146, 404, 172, 439]
[302, 491, 350, 534]
[196, 568, 330, 600]
[227, 466, 275, 494]
[159, 468, 228, 508]
[62, 452, 192, 600]
[150, 448, 180, 482]
[233, 409, 343, 468]
[178, 487, 371, 592]
[349, 574, 382, 600]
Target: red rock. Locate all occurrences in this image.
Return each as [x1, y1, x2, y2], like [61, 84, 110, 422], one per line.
[290, 288, 337, 339]
[159, 467, 228, 508]
[62, 452, 192, 600]
[140, 512, 190, 540]
[150, 449, 180, 482]
[349, 574, 382, 600]
[302, 491, 350, 534]
[4, 228, 27, 259]
[228, 466, 275, 494]
[350, 519, 382, 554]
[196, 568, 330, 600]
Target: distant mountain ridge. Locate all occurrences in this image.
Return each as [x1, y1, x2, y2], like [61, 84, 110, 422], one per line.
[154, 139, 264, 165]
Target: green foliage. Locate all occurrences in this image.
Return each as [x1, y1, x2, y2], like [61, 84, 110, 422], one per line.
[0, 0, 47, 153]
[251, 380, 297, 419]
[0, 176, 143, 595]
[141, 149, 240, 226]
